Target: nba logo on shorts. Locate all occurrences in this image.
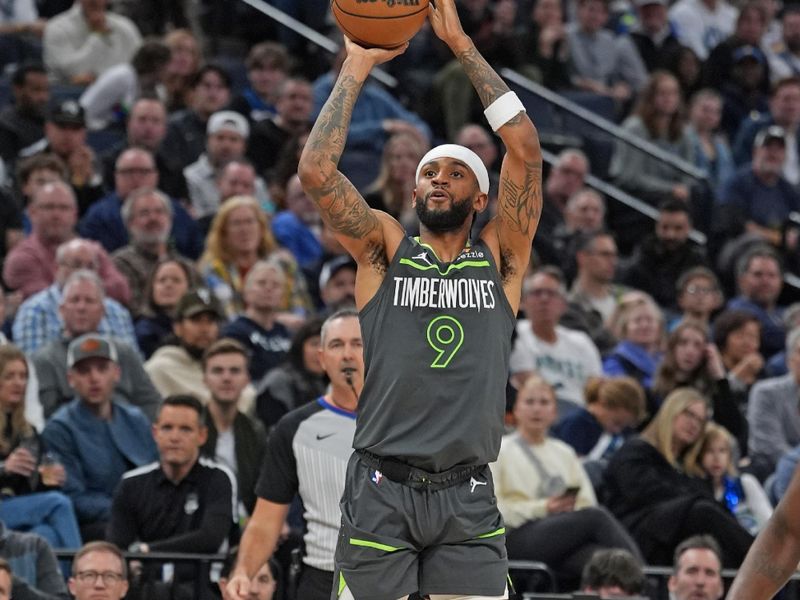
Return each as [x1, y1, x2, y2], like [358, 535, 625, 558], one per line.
[371, 470, 383, 485]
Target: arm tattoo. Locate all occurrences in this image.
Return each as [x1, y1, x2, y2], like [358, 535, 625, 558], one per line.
[455, 45, 511, 108]
[306, 74, 361, 164]
[307, 175, 381, 239]
[498, 161, 542, 237]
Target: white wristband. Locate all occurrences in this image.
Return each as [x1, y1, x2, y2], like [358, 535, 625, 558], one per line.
[484, 91, 526, 132]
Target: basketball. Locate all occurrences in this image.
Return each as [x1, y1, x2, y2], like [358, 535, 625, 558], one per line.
[331, 0, 430, 49]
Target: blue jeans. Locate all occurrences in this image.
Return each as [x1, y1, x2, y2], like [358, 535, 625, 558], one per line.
[0, 491, 82, 549]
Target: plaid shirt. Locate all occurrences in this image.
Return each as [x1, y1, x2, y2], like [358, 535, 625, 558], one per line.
[12, 283, 138, 355]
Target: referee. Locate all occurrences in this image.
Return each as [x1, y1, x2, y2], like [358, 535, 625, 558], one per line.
[227, 308, 363, 600]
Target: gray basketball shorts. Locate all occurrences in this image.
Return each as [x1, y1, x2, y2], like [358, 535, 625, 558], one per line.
[331, 452, 508, 600]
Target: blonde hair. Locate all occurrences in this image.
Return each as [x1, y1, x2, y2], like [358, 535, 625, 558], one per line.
[608, 291, 665, 346]
[584, 376, 647, 423]
[201, 196, 277, 266]
[641, 387, 709, 470]
[0, 345, 31, 455]
[686, 422, 737, 478]
[365, 132, 427, 216]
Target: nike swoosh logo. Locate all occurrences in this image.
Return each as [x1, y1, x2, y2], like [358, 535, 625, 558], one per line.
[316, 433, 335, 441]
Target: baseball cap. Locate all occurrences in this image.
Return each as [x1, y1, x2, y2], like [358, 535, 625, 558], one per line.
[754, 125, 787, 147]
[207, 110, 250, 139]
[48, 100, 85, 127]
[732, 45, 766, 65]
[67, 333, 118, 368]
[319, 255, 357, 290]
[175, 288, 225, 320]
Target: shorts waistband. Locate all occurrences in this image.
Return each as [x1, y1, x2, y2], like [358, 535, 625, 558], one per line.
[355, 449, 485, 490]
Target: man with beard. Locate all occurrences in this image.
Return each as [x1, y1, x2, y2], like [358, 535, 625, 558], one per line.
[0, 63, 48, 164]
[231, 0, 540, 597]
[620, 200, 708, 312]
[112, 188, 180, 317]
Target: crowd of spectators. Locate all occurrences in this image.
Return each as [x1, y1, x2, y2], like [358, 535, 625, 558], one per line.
[3, 0, 800, 598]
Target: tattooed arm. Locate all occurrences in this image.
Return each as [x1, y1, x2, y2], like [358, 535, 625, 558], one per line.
[429, 0, 541, 313]
[298, 38, 407, 306]
[727, 465, 800, 599]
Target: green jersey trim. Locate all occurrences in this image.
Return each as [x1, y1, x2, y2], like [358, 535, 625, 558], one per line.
[338, 572, 346, 596]
[349, 537, 404, 552]
[475, 527, 506, 539]
[399, 257, 491, 276]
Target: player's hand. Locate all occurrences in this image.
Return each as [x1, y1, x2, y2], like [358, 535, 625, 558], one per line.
[225, 573, 251, 600]
[342, 36, 409, 71]
[428, 0, 469, 48]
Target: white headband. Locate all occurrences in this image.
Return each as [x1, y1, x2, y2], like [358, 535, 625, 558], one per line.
[415, 144, 490, 194]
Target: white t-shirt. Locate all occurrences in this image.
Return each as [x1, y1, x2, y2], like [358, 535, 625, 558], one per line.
[669, 0, 738, 60]
[510, 321, 602, 407]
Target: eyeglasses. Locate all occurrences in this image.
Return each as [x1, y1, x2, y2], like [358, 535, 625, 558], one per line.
[526, 288, 561, 299]
[75, 571, 125, 585]
[681, 408, 708, 427]
[685, 285, 718, 296]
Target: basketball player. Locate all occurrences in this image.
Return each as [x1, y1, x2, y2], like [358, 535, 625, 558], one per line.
[229, 0, 541, 597]
[726, 465, 800, 599]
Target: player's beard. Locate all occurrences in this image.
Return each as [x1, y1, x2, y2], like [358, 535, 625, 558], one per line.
[415, 193, 474, 233]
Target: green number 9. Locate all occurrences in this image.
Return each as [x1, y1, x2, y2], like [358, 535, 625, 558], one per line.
[426, 316, 465, 368]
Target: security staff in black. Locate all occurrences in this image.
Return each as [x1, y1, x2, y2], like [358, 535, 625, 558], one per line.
[283, 0, 541, 597]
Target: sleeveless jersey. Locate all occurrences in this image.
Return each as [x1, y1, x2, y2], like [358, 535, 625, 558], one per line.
[355, 236, 516, 472]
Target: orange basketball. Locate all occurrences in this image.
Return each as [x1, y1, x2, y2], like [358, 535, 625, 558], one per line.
[331, 0, 430, 49]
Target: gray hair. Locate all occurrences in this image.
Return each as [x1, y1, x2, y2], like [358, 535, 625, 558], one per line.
[566, 187, 606, 216]
[60, 269, 105, 304]
[522, 266, 567, 297]
[243, 259, 286, 291]
[121, 187, 173, 225]
[55, 238, 99, 269]
[320, 307, 360, 346]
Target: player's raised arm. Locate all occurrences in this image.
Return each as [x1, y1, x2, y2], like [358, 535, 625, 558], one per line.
[297, 38, 407, 265]
[429, 0, 541, 298]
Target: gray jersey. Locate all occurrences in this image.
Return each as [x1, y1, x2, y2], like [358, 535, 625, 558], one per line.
[355, 236, 515, 472]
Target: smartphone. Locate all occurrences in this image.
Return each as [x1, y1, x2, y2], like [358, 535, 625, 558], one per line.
[563, 486, 580, 496]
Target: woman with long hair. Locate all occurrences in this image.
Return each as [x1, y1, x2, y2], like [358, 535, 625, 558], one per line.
[135, 257, 199, 359]
[200, 195, 313, 320]
[604, 387, 753, 567]
[163, 29, 201, 112]
[492, 376, 641, 589]
[0, 345, 81, 549]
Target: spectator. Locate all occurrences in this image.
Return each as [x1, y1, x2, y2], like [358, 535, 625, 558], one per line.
[15, 152, 66, 214]
[272, 174, 323, 271]
[673, 267, 724, 330]
[724, 49, 772, 141]
[509, 0, 571, 90]
[20, 100, 105, 216]
[0, 344, 82, 552]
[0, 521, 68, 600]
[652, 319, 746, 448]
[254, 316, 327, 431]
[731, 76, 800, 183]
[629, 0, 683, 72]
[67, 541, 128, 600]
[195, 159, 259, 235]
[200, 339, 267, 517]
[552, 375, 646, 460]
[31, 269, 161, 420]
[691, 422, 772, 533]
[79, 39, 170, 131]
[161, 64, 232, 171]
[79, 147, 202, 258]
[220, 261, 291, 382]
[667, 535, 724, 600]
[620, 200, 708, 312]
[666, 46, 704, 102]
[225, 309, 361, 600]
[3, 180, 129, 303]
[317, 255, 356, 314]
[510, 268, 602, 415]
[184, 110, 271, 221]
[726, 245, 786, 359]
[762, 303, 800, 377]
[566, 0, 648, 104]
[0, 3, 45, 72]
[99, 96, 188, 201]
[43, 0, 141, 85]
[248, 78, 314, 179]
[41, 333, 157, 540]
[747, 327, 800, 479]
[162, 29, 200, 113]
[0, 63, 48, 165]
[134, 257, 198, 359]
[604, 388, 754, 567]
[579, 548, 646, 598]
[229, 42, 291, 123]
[602, 293, 664, 409]
[668, 0, 737, 61]
[219, 555, 277, 600]
[454, 124, 501, 234]
[107, 395, 236, 595]
[111, 188, 180, 318]
[491, 375, 642, 590]
[712, 309, 763, 404]
[766, 7, 800, 82]
[312, 45, 431, 156]
[200, 196, 312, 319]
[686, 88, 736, 200]
[12, 238, 136, 355]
